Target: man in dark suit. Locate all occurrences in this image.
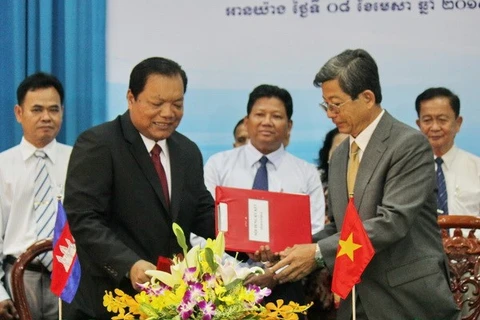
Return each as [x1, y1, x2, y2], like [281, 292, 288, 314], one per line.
[63, 57, 215, 319]
[269, 49, 460, 319]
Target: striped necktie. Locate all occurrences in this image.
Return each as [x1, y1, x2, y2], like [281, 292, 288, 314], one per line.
[435, 157, 448, 215]
[33, 150, 56, 270]
[252, 156, 269, 190]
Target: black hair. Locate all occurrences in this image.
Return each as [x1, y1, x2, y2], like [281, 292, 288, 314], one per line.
[246, 84, 293, 120]
[233, 118, 245, 137]
[415, 87, 460, 118]
[129, 57, 188, 99]
[17, 72, 64, 105]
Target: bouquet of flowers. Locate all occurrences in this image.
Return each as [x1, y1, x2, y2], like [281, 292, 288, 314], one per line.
[103, 223, 311, 319]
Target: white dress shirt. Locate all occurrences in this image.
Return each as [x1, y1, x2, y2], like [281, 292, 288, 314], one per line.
[436, 145, 480, 216]
[0, 138, 72, 301]
[349, 109, 385, 162]
[203, 142, 325, 235]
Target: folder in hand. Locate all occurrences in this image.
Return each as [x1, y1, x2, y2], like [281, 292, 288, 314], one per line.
[215, 186, 312, 253]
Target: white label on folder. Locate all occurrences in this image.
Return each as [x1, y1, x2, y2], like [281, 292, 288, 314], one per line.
[218, 202, 228, 232]
[248, 199, 270, 242]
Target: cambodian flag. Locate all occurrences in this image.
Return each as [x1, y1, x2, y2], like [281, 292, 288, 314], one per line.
[50, 200, 81, 303]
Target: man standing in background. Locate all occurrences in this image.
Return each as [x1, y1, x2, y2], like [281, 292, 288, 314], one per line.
[203, 84, 325, 305]
[233, 118, 249, 148]
[63, 57, 215, 319]
[415, 87, 480, 216]
[0, 72, 71, 320]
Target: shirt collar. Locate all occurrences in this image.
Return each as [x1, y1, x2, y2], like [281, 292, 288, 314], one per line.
[20, 137, 58, 163]
[139, 133, 169, 157]
[245, 141, 285, 169]
[436, 145, 457, 170]
[349, 109, 385, 154]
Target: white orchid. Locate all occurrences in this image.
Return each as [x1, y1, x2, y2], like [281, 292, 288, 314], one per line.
[216, 257, 264, 286]
[146, 223, 263, 288]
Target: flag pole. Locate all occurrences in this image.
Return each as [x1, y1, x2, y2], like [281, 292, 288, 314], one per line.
[56, 190, 63, 320]
[352, 285, 356, 320]
[58, 297, 62, 319]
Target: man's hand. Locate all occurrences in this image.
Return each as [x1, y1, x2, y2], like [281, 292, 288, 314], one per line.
[248, 245, 280, 263]
[243, 268, 278, 289]
[0, 299, 19, 320]
[270, 243, 317, 284]
[129, 259, 156, 291]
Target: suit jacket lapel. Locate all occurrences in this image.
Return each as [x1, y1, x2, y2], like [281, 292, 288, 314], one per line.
[354, 111, 392, 211]
[121, 112, 170, 212]
[167, 133, 184, 221]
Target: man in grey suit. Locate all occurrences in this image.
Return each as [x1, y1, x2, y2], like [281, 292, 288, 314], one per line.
[269, 49, 460, 319]
[63, 57, 215, 319]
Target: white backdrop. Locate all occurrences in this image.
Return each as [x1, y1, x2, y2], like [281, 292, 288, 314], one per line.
[106, 0, 480, 163]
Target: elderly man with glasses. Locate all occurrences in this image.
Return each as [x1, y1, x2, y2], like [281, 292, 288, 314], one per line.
[262, 49, 460, 320]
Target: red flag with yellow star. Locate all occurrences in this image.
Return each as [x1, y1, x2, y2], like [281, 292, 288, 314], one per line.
[331, 197, 375, 299]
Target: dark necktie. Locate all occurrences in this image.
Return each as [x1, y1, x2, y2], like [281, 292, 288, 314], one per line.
[252, 156, 269, 190]
[151, 144, 170, 208]
[435, 157, 448, 215]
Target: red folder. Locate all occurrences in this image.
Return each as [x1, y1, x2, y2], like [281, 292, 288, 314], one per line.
[215, 186, 312, 253]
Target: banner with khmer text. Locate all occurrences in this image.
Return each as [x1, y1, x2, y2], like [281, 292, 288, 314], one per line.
[106, 0, 479, 163]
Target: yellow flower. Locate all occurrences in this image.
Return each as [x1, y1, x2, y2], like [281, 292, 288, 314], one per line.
[258, 299, 313, 320]
[214, 284, 227, 296]
[237, 288, 256, 303]
[204, 231, 225, 256]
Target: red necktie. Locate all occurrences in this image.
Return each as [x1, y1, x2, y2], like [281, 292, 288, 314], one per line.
[151, 144, 170, 208]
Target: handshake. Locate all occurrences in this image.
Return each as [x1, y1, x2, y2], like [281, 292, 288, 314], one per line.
[244, 243, 320, 287]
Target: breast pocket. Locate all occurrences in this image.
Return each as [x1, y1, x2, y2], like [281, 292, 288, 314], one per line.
[454, 180, 480, 213]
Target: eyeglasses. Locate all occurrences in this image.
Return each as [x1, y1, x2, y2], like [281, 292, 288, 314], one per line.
[319, 98, 352, 113]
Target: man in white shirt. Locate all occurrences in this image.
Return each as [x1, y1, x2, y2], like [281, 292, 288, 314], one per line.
[0, 72, 72, 319]
[203, 84, 325, 305]
[415, 87, 480, 216]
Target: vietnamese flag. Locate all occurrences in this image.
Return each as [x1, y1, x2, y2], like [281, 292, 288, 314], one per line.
[331, 198, 375, 299]
[50, 200, 81, 303]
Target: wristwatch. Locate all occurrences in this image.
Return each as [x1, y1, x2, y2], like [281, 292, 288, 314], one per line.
[314, 244, 326, 269]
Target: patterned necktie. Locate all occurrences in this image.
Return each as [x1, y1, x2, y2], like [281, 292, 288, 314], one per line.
[151, 144, 170, 208]
[252, 156, 269, 190]
[347, 142, 360, 198]
[435, 157, 448, 215]
[33, 150, 55, 270]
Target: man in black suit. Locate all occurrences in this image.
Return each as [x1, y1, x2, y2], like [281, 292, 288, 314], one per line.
[63, 57, 215, 319]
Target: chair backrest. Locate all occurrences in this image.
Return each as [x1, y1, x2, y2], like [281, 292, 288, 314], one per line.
[11, 239, 53, 320]
[438, 215, 480, 320]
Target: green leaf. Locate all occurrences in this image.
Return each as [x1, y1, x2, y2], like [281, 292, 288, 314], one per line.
[204, 247, 218, 273]
[225, 278, 243, 291]
[139, 303, 161, 317]
[172, 222, 188, 258]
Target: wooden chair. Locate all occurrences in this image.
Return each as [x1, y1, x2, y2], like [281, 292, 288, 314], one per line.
[10, 239, 53, 320]
[438, 215, 480, 320]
